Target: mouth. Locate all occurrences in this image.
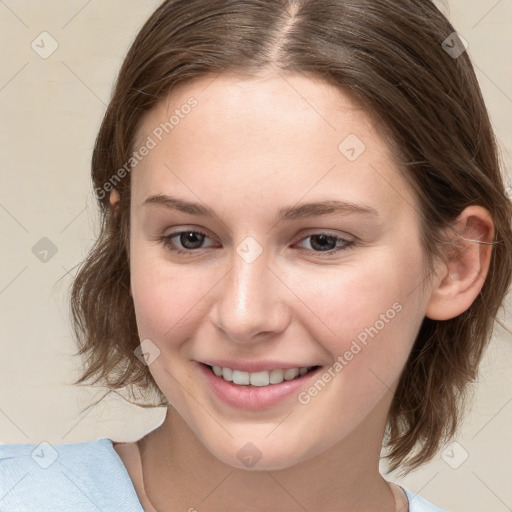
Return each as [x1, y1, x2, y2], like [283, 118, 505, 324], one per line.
[197, 362, 323, 410]
[204, 363, 321, 387]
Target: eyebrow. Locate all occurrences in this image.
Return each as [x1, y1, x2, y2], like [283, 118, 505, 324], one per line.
[142, 195, 380, 220]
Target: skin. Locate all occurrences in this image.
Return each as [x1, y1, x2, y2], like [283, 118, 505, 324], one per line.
[111, 69, 493, 512]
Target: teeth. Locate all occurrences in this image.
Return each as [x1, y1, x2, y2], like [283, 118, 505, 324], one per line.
[211, 365, 313, 386]
[212, 365, 223, 377]
[232, 370, 250, 385]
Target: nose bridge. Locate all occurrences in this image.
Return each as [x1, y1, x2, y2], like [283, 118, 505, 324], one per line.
[214, 238, 287, 343]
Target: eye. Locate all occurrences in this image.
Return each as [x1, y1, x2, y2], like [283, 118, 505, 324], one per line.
[160, 230, 355, 257]
[295, 233, 354, 255]
[161, 230, 216, 255]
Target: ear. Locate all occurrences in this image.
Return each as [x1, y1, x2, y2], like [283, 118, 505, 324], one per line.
[109, 188, 121, 216]
[109, 189, 133, 298]
[425, 206, 494, 321]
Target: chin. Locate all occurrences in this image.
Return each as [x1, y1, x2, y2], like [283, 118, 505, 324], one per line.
[202, 434, 318, 472]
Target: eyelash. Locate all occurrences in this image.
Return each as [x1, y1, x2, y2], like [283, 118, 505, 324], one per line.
[160, 230, 355, 257]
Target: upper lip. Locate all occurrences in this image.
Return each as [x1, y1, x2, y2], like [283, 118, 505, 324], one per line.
[198, 360, 320, 373]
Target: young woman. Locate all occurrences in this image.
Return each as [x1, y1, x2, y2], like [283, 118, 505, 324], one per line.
[2, 1, 511, 511]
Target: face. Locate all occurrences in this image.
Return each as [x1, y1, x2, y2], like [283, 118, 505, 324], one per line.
[128, 70, 433, 470]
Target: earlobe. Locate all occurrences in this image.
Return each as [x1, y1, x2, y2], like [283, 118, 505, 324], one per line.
[425, 206, 494, 321]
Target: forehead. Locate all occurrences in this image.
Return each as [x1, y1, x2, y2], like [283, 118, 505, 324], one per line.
[134, 70, 376, 155]
[130, 71, 416, 220]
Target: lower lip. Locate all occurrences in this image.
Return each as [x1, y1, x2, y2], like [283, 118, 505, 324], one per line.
[196, 362, 322, 410]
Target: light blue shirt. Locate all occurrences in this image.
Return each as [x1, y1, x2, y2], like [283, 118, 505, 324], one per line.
[1, 438, 447, 511]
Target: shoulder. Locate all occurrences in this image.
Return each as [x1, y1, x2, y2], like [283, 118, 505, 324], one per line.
[0, 438, 144, 512]
[402, 486, 449, 512]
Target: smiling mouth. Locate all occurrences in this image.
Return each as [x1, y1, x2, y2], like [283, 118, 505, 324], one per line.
[204, 363, 321, 387]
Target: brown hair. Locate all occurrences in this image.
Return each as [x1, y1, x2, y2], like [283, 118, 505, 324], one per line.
[70, 0, 512, 473]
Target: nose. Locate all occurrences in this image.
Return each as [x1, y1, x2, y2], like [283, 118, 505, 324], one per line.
[211, 244, 290, 345]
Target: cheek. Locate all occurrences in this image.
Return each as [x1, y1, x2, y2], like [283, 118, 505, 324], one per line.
[287, 246, 426, 376]
[286, 258, 425, 427]
[129, 243, 219, 344]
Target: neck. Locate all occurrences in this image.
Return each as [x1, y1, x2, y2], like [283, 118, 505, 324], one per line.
[138, 401, 398, 512]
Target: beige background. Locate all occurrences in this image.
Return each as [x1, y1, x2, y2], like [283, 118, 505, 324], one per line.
[0, 1, 511, 511]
